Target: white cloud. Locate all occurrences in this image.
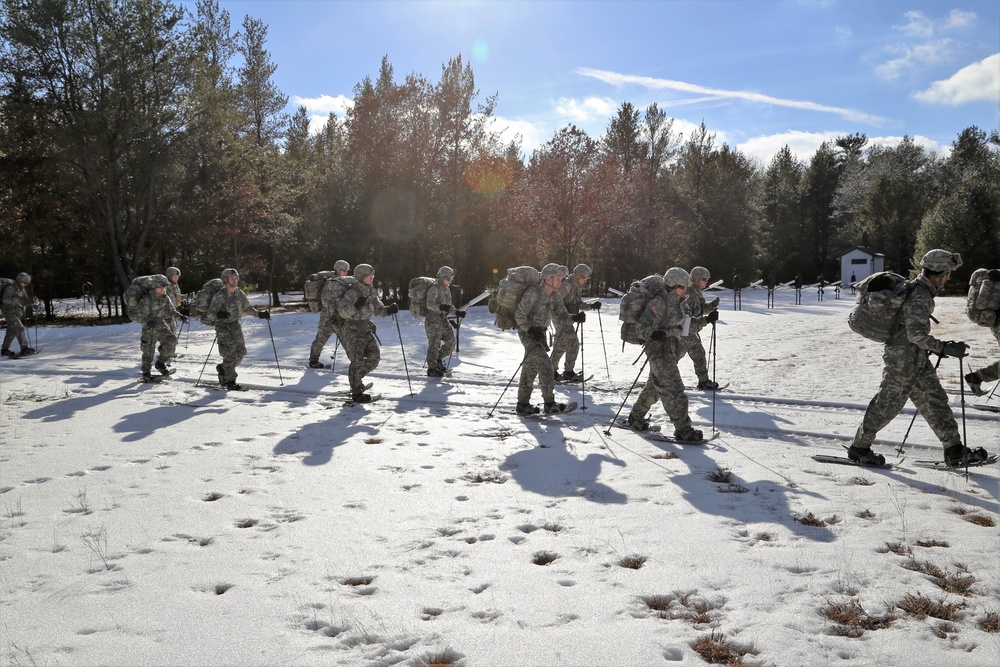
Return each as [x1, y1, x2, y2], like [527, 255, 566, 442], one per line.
[737, 131, 948, 167]
[576, 67, 888, 125]
[944, 9, 976, 29]
[912, 53, 1000, 105]
[894, 10, 934, 38]
[487, 115, 549, 155]
[292, 94, 353, 116]
[553, 96, 618, 123]
[875, 39, 955, 80]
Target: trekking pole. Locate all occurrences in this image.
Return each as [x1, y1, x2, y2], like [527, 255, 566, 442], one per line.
[596, 306, 611, 381]
[578, 321, 587, 411]
[604, 354, 650, 435]
[393, 313, 413, 395]
[711, 321, 717, 433]
[446, 317, 460, 369]
[331, 335, 340, 372]
[195, 335, 218, 387]
[264, 316, 284, 385]
[487, 360, 524, 418]
[895, 352, 944, 456]
[958, 355, 968, 471]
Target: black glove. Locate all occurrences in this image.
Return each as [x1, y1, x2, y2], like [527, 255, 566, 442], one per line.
[217, 310, 230, 319]
[706, 310, 719, 324]
[180, 315, 189, 324]
[708, 297, 720, 309]
[527, 326, 546, 342]
[354, 296, 368, 310]
[257, 310, 270, 320]
[178, 303, 191, 317]
[572, 312, 586, 323]
[439, 303, 452, 313]
[455, 310, 466, 319]
[941, 340, 969, 358]
[589, 301, 601, 310]
[146, 319, 159, 327]
[386, 303, 399, 315]
[650, 330, 667, 341]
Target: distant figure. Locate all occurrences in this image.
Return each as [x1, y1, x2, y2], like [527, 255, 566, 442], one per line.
[681, 266, 720, 390]
[1, 272, 38, 357]
[850, 272, 856, 284]
[424, 265, 465, 377]
[551, 263, 599, 382]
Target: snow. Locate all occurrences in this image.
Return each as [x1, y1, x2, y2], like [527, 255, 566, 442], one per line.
[2, 287, 998, 667]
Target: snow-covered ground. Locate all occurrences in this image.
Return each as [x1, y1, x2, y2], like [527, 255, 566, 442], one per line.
[1, 287, 998, 667]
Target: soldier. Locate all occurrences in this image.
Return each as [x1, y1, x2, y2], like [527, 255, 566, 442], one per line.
[626, 267, 704, 442]
[163, 266, 184, 360]
[424, 266, 466, 377]
[551, 263, 600, 382]
[207, 268, 270, 391]
[682, 266, 721, 390]
[964, 270, 1000, 398]
[309, 260, 350, 369]
[337, 264, 398, 402]
[849, 249, 988, 467]
[514, 263, 570, 415]
[1, 272, 38, 357]
[136, 274, 186, 383]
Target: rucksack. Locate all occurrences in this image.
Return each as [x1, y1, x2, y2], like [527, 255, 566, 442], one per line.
[304, 271, 338, 313]
[847, 271, 914, 342]
[123, 275, 161, 323]
[488, 266, 541, 330]
[967, 268, 1000, 328]
[408, 277, 435, 317]
[0, 277, 14, 308]
[619, 274, 663, 345]
[320, 276, 357, 315]
[195, 278, 225, 325]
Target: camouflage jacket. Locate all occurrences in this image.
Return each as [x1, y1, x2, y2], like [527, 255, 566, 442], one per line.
[889, 275, 943, 353]
[555, 278, 586, 321]
[208, 287, 257, 326]
[682, 286, 712, 335]
[515, 284, 568, 331]
[637, 289, 685, 341]
[1, 282, 30, 317]
[137, 292, 182, 326]
[426, 281, 455, 323]
[338, 281, 389, 322]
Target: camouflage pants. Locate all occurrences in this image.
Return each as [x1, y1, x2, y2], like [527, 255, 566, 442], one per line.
[309, 309, 339, 364]
[425, 314, 455, 369]
[971, 326, 1000, 384]
[630, 338, 692, 432]
[853, 344, 960, 450]
[341, 321, 380, 394]
[141, 322, 177, 373]
[215, 321, 247, 384]
[2, 310, 28, 351]
[517, 331, 555, 405]
[680, 332, 710, 383]
[550, 322, 579, 374]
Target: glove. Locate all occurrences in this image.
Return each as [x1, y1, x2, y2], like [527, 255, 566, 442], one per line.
[217, 310, 230, 319]
[180, 315, 189, 324]
[527, 326, 546, 342]
[450, 319, 460, 330]
[439, 304, 452, 313]
[650, 330, 667, 341]
[146, 319, 159, 327]
[589, 301, 602, 311]
[572, 312, 586, 323]
[941, 340, 969, 358]
[257, 310, 270, 320]
[354, 296, 368, 310]
[708, 297, 720, 309]
[455, 310, 466, 319]
[178, 303, 191, 317]
[706, 310, 720, 324]
[386, 303, 399, 315]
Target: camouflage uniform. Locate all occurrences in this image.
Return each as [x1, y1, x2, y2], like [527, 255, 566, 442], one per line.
[515, 278, 568, 407]
[680, 283, 716, 385]
[137, 288, 182, 376]
[310, 261, 351, 367]
[628, 288, 695, 436]
[164, 267, 183, 346]
[425, 278, 456, 372]
[208, 281, 261, 386]
[852, 274, 961, 451]
[550, 276, 583, 375]
[338, 267, 393, 396]
[1, 275, 34, 355]
[969, 322, 1000, 384]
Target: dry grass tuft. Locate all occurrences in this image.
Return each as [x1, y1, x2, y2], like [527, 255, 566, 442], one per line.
[341, 576, 374, 587]
[877, 541, 911, 556]
[978, 611, 1000, 633]
[962, 513, 996, 527]
[794, 511, 826, 527]
[902, 559, 975, 596]
[707, 467, 733, 483]
[851, 476, 875, 486]
[755, 532, 774, 542]
[363, 437, 383, 444]
[915, 538, 949, 548]
[820, 597, 895, 637]
[690, 629, 759, 665]
[897, 592, 966, 620]
[856, 509, 876, 520]
[464, 471, 507, 484]
[414, 648, 464, 666]
[719, 483, 750, 494]
[618, 554, 647, 570]
[642, 594, 674, 617]
[532, 550, 558, 566]
[651, 452, 678, 460]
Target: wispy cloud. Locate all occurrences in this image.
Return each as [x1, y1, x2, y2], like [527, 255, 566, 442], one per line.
[877, 8, 977, 79]
[738, 131, 947, 167]
[553, 96, 618, 123]
[894, 10, 934, 38]
[576, 68, 888, 125]
[912, 53, 1000, 105]
[944, 9, 977, 30]
[875, 40, 956, 80]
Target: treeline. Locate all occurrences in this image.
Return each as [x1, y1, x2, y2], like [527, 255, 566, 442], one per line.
[2, 0, 998, 316]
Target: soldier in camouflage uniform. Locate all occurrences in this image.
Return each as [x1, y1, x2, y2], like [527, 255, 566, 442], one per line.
[163, 266, 184, 358]
[515, 263, 570, 415]
[1, 272, 38, 357]
[309, 260, 350, 368]
[424, 266, 466, 377]
[337, 264, 398, 402]
[136, 274, 186, 383]
[207, 268, 270, 390]
[627, 267, 703, 442]
[681, 266, 721, 390]
[551, 263, 600, 382]
[963, 269, 1000, 398]
[849, 249, 988, 467]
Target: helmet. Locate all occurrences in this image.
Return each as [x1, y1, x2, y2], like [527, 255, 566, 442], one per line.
[920, 249, 962, 273]
[690, 266, 710, 281]
[354, 264, 374, 280]
[165, 266, 181, 279]
[334, 260, 350, 273]
[664, 267, 691, 289]
[437, 265, 456, 280]
[541, 263, 568, 279]
[151, 274, 170, 288]
[221, 268, 240, 280]
[572, 264, 592, 278]
[15, 272, 30, 285]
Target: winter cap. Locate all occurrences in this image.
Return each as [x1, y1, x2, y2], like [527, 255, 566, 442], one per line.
[166, 266, 181, 279]
[151, 274, 170, 288]
[541, 263, 568, 279]
[15, 272, 30, 285]
[920, 249, 962, 273]
[690, 266, 711, 281]
[354, 264, 375, 280]
[664, 267, 691, 289]
[437, 266, 456, 280]
[572, 264, 592, 278]
[334, 260, 350, 273]
[221, 268, 240, 280]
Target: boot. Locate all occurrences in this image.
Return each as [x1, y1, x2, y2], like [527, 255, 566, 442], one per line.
[216, 363, 226, 385]
[673, 427, 705, 443]
[964, 372, 985, 396]
[944, 444, 989, 467]
[544, 402, 567, 414]
[427, 367, 444, 377]
[516, 402, 539, 415]
[552, 371, 564, 382]
[350, 392, 372, 403]
[224, 381, 244, 391]
[697, 379, 720, 390]
[626, 413, 651, 432]
[155, 360, 172, 376]
[308, 360, 325, 369]
[847, 445, 885, 466]
[1, 349, 13, 357]
[561, 371, 583, 383]
[20, 347, 35, 356]
[141, 372, 161, 384]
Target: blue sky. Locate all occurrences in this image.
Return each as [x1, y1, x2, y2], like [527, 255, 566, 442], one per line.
[205, 0, 999, 165]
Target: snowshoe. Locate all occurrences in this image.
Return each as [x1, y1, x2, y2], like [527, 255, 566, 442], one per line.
[141, 373, 162, 384]
[308, 360, 325, 369]
[224, 381, 246, 391]
[1, 349, 14, 357]
[627, 413, 652, 432]
[964, 372, 985, 397]
[543, 402, 568, 414]
[350, 392, 373, 404]
[697, 379, 720, 390]
[155, 360, 175, 376]
[427, 367, 444, 377]
[19, 347, 36, 356]
[847, 446, 885, 466]
[516, 402, 540, 415]
[673, 427, 705, 443]
[944, 444, 990, 468]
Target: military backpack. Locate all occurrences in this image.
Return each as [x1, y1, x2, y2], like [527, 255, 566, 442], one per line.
[488, 266, 541, 331]
[618, 274, 664, 345]
[195, 279, 226, 325]
[966, 268, 1000, 328]
[407, 277, 436, 317]
[847, 271, 915, 342]
[123, 276, 161, 323]
[304, 271, 338, 313]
